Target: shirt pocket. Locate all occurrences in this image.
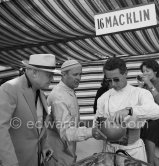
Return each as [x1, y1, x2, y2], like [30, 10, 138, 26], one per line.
[69, 104, 79, 117]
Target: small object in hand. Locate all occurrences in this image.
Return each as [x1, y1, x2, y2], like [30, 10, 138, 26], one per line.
[45, 150, 58, 162]
[46, 150, 51, 157]
[96, 117, 107, 128]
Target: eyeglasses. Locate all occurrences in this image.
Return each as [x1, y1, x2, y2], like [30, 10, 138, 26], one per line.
[106, 78, 120, 84]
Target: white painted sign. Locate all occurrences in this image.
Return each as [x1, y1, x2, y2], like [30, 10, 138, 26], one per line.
[94, 3, 157, 35]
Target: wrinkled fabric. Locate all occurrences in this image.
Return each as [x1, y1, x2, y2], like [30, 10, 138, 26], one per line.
[47, 81, 92, 166]
[0, 75, 49, 166]
[95, 84, 159, 162]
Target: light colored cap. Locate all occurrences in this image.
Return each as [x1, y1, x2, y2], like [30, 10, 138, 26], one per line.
[22, 54, 60, 73]
[61, 59, 81, 72]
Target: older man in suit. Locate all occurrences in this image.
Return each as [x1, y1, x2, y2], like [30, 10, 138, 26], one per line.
[0, 54, 58, 166]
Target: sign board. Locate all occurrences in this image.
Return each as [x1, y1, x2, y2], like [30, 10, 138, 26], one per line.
[94, 3, 157, 35]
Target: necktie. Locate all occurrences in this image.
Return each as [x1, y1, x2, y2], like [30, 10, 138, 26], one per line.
[36, 90, 43, 134]
[35, 90, 40, 107]
[35, 90, 43, 165]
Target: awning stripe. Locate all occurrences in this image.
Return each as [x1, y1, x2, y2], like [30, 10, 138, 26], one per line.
[0, 0, 159, 68]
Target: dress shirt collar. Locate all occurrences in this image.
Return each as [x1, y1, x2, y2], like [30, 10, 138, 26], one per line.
[25, 73, 41, 100]
[111, 83, 130, 95]
[25, 73, 32, 88]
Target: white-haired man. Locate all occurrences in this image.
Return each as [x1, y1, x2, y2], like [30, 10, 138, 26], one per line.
[0, 54, 58, 166]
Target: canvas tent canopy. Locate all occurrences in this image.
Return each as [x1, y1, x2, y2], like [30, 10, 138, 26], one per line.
[0, 0, 159, 115]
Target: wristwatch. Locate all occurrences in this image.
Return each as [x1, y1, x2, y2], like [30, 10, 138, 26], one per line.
[125, 107, 133, 116]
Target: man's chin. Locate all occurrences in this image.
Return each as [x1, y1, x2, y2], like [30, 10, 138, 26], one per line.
[74, 84, 79, 89]
[43, 84, 49, 89]
[114, 87, 120, 91]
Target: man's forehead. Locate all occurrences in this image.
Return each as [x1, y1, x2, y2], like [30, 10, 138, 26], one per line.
[39, 70, 54, 75]
[68, 65, 82, 73]
[105, 69, 121, 76]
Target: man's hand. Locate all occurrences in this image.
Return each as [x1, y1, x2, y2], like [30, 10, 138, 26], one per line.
[42, 148, 54, 162]
[113, 108, 129, 125]
[92, 128, 107, 140]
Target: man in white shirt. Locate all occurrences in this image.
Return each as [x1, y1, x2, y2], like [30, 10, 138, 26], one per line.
[95, 57, 159, 162]
[47, 59, 98, 166]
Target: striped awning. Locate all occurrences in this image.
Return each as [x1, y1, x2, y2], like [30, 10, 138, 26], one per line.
[1, 0, 159, 69]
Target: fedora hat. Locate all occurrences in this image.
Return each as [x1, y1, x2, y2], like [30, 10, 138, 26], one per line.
[22, 54, 60, 73]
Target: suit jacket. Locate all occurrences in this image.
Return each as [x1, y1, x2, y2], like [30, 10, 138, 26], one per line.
[0, 75, 49, 166]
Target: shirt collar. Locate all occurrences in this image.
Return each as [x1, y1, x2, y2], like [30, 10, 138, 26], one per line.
[59, 80, 75, 94]
[111, 83, 130, 95]
[25, 73, 32, 88]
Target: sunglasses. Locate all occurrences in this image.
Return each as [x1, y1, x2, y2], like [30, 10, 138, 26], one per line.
[106, 78, 120, 83]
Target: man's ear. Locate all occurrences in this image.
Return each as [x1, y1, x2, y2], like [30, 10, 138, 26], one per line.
[61, 71, 65, 76]
[124, 70, 128, 76]
[32, 69, 38, 77]
[61, 71, 68, 76]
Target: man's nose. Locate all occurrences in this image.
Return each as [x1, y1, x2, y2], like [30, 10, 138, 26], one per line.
[111, 80, 118, 88]
[77, 75, 81, 80]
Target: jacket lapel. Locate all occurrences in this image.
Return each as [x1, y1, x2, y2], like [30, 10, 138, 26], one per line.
[39, 92, 49, 139]
[23, 88, 38, 122]
[20, 74, 38, 123]
[21, 74, 49, 138]
[19, 75, 40, 136]
[40, 92, 48, 115]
